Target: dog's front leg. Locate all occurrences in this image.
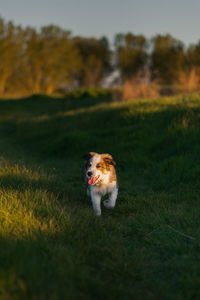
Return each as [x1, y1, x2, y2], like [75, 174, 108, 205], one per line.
[91, 191, 101, 216]
[104, 188, 118, 209]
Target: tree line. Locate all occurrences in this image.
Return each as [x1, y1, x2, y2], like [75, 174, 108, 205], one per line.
[0, 18, 200, 95]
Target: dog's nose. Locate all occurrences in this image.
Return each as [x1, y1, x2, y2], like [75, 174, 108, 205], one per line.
[87, 171, 92, 177]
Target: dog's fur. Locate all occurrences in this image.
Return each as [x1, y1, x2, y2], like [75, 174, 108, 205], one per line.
[83, 152, 118, 216]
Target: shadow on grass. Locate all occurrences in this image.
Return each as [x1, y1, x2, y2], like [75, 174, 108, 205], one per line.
[0, 93, 113, 119]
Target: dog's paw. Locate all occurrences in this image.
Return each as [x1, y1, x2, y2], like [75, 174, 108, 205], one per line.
[103, 200, 114, 209]
[95, 211, 101, 216]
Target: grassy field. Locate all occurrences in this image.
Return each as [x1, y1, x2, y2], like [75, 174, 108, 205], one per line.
[0, 93, 200, 299]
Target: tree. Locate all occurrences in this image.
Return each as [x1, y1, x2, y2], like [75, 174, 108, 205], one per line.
[151, 34, 185, 84]
[0, 19, 23, 94]
[114, 33, 148, 79]
[18, 25, 82, 94]
[186, 42, 200, 71]
[74, 36, 110, 87]
[39, 25, 82, 93]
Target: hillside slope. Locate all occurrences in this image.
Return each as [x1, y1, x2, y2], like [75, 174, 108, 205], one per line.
[0, 94, 200, 299]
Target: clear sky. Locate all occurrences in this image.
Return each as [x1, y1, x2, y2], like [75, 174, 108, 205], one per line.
[1, 0, 200, 47]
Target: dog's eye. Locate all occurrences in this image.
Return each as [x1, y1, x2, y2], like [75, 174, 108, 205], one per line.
[96, 164, 102, 168]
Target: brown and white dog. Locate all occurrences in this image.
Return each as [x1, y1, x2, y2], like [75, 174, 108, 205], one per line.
[83, 152, 118, 216]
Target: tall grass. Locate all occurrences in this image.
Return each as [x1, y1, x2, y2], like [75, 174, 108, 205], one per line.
[177, 68, 200, 92]
[121, 69, 200, 101]
[122, 74, 159, 100]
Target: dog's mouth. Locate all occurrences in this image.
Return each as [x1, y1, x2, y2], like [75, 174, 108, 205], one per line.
[88, 175, 100, 185]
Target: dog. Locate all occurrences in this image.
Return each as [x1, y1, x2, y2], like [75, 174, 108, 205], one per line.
[83, 152, 118, 216]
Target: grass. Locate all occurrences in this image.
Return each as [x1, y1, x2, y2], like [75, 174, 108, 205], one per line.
[0, 93, 200, 299]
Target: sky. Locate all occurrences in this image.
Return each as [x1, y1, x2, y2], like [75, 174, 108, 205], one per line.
[0, 0, 200, 47]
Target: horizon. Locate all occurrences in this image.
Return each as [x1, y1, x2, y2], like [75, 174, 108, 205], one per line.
[1, 0, 200, 47]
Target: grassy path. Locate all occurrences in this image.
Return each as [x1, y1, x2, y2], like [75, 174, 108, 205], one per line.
[0, 94, 200, 299]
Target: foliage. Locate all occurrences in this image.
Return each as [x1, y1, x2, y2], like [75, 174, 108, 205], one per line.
[115, 33, 148, 79]
[0, 18, 23, 94]
[186, 41, 200, 70]
[74, 36, 110, 87]
[151, 34, 185, 84]
[1, 17, 200, 95]
[0, 19, 110, 95]
[10, 25, 82, 95]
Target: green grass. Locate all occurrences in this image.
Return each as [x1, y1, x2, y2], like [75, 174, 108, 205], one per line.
[0, 93, 200, 299]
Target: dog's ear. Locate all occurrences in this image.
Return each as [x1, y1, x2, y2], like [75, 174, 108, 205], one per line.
[102, 153, 116, 166]
[83, 152, 96, 160]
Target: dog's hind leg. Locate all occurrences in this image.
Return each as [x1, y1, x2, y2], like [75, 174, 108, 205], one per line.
[104, 188, 118, 209]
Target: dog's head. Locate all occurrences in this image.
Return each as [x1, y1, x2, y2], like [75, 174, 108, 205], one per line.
[83, 152, 116, 185]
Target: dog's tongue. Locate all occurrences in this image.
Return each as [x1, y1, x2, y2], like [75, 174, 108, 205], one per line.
[88, 176, 99, 185]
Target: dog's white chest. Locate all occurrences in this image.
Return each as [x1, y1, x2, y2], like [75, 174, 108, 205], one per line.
[89, 181, 117, 196]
